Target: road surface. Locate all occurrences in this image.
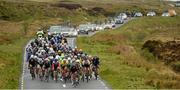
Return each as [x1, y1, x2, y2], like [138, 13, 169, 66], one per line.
[78, 18, 133, 37]
[20, 38, 110, 89]
[20, 18, 132, 89]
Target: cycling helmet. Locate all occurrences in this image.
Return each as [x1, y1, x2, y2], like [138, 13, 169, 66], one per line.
[79, 49, 82, 52]
[72, 58, 76, 62]
[74, 46, 77, 49]
[55, 55, 59, 60]
[68, 57, 71, 61]
[39, 60, 43, 63]
[58, 50, 61, 53]
[69, 50, 72, 53]
[30, 55, 34, 59]
[45, 43, 49, 46]
[81, 53, 85, 58]
[77, 53, 81, 56]
[72, 49, 75, 52]
[34, 55, 38, 59]
[88, 55, 92, 58]
[49, 56, 53, 60]
[76, 59, 80, 63]
[74, 55, 77, 59]
[45, 58, 49, 61]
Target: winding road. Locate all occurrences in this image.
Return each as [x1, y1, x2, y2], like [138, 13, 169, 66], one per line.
[20, 18, 132, 89]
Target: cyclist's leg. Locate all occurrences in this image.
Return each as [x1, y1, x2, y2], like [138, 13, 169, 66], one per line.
[45, 68, 50, 81]
[39, 67, 41, 79]
[36, 66, 39, 77]
[53, 70, 55, 80]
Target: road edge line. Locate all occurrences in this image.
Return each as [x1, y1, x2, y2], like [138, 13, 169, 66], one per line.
[19, 40, 32, 90]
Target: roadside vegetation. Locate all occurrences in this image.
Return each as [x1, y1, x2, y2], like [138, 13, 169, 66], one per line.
[0, 0, 179, 89]
[77, 17, 180, 89]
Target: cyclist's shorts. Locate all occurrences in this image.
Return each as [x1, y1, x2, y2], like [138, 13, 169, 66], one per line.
[83, 64, 90, 67]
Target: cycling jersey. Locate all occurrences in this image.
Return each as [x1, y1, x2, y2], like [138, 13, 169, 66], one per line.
[44, 62, 50, 69]
[82, 60, 90, 67]
[66, 63, 71, 69]
[70, 65, 77, 73]
[29, 58, 36, 67]
[39, 62, 44, 68]
[92, 57, 100, 66]
[52, 62, 60, 71]
[61, 66, 68, 74]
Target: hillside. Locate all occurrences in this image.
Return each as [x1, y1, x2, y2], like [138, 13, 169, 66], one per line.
[0, 0, 179, 89]
[77, 17, 180, 89]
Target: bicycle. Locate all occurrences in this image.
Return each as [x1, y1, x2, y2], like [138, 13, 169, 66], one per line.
[35, 66, 40, 79]
[44, 68, 50, 82]
[72, 72, 79, 88]
[29, 66, 36, 80]
[54, 70, 59, 83]
[39, 68, 44, 81]
[61, 69, 69, 84]
[92, 66, 98, 80]
[83, 67, 90, 83]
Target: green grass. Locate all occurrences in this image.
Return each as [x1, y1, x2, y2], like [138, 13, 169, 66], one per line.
[0, 1, 106, 88]
[0, 38, 29, 88]
[0, 0, 179, 89]
[77, 16, 180, 89]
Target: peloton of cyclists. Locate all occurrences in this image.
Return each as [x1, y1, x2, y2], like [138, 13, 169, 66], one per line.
[26, 29, 100, 86]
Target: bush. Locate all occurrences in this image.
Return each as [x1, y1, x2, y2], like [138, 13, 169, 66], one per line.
[171, 62, 180, 72]
[55, 3, 82, 10]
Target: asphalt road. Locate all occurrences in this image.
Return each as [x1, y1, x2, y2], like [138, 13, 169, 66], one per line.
[21, 38, 110, 89]
[20, 18, 132, 89]
[78, 18, 133, 37]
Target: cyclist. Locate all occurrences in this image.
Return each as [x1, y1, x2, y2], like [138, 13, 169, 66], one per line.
[75, 59, 82, 81]
[92, 56, 100, 79]
[60, 60, 69, 83]
[28, 55, 37, 79]
[38, 60, 44, 80]
[70, 61, 78, 85]
[52, 59, 60, 81]
[43, 58, 51, 81]
[27, 29, 102, 85]
[26, 45, 32, 62]
[28, 55, 37, 68]
[92, 56, 100, 69]
[82, 58, 91, 81]
[82, 59, 91, 72]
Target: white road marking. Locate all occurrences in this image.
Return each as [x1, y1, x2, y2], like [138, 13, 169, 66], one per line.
[21, 41, 31, 90]
[99, 80, 106, 86]
[21, 84, 23, 89]
[63, 84, 66, 87]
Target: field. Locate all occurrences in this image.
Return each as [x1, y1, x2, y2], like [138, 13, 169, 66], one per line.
[77, 17, 180, 89]
[0, 0, 180, 89]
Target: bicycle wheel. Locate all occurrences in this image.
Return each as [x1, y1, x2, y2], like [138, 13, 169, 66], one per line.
[85, 74, 89, 83]
[45, 70, 49, 82]
[30, 68, 35, 80]
[81, 74, 85, 82]
[94, 71, 98, 80]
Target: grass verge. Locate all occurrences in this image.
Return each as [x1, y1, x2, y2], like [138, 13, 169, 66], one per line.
[0, 38, 29, 88]
[0, 0, 179, 88]
[77, 16, 180, 89]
